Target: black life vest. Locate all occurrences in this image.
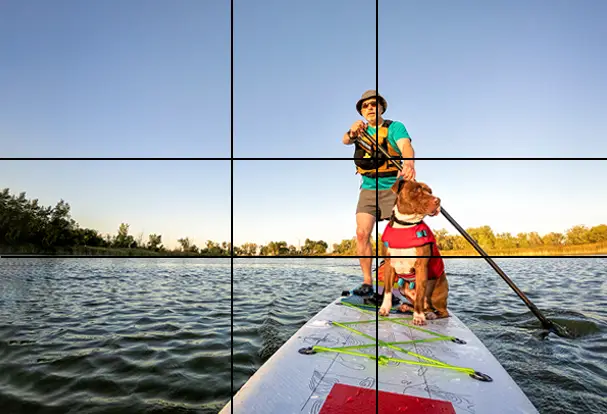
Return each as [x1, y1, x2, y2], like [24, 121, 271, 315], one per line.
[353, 120, 401, 177]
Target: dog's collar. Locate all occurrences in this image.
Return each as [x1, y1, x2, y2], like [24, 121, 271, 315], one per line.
[389, 211, 422, 227]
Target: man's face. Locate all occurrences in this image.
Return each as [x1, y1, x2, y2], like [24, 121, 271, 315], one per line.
[361, 98, 382, 122]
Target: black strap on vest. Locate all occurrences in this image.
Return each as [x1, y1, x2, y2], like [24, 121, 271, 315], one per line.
[355, 119, 398, 177]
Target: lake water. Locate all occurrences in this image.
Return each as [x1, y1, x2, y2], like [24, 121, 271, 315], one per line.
[1, 258, 606, 414]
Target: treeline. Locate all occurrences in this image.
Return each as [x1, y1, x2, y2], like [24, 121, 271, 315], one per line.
[332, 225, 607, 255]
[0, 188, 223, 255]
[434, 225, 607, 251]
[1, 188, 606, 256]
[0, 188, 329, 256]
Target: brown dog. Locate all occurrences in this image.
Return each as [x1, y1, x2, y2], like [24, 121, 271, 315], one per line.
[378, 179, 449, 326]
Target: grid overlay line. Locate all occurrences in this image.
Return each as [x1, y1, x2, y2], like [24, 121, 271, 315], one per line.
[375, 1, 380, 411]
[230, 0, 235, 411]
[2, 157, 605, 161]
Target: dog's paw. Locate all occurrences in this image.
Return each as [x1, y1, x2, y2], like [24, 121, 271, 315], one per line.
[398, 304, 413, 313]
[379, 305, 391, 316]
[413, 312, 427, 326]
[425, 312, 437, 320]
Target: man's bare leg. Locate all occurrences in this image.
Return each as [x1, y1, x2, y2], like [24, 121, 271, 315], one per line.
[354, 212, 375, 294]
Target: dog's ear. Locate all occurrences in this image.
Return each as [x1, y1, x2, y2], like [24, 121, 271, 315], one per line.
[408, 180, 422, 193]
[391, 178, 406, 194]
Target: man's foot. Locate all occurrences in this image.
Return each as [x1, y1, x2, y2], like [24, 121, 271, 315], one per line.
[364, 292, 401, 307]
[352, 283, 374, 297]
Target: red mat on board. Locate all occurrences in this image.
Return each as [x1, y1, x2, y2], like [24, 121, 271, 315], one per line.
[319, 383, 456, 414]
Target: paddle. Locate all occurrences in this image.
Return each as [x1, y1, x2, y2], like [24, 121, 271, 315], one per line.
[354, 128, 573, 339]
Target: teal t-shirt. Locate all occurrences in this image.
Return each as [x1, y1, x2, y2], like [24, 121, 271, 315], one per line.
[360, 120, 411, 190]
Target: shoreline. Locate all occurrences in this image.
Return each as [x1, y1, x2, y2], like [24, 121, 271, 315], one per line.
[2, 243, 606, 257]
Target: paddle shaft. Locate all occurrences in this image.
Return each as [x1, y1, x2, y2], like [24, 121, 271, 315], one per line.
[439, 207, 555, 330]
[355, 129, 557, 332]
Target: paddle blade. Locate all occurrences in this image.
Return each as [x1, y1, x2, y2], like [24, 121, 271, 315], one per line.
[548, 321, 575, 339]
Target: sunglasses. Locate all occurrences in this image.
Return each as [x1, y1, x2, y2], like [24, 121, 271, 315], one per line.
[362, 101, 378, 109]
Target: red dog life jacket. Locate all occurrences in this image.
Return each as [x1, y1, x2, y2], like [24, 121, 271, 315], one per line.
[381, 221, 445, 280]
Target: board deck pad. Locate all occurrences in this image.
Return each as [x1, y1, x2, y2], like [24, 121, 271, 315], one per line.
[319, 383, 456, 414]
[221, 290, 539, 414]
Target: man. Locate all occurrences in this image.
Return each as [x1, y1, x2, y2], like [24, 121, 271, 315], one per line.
[342, 90, 416, 296]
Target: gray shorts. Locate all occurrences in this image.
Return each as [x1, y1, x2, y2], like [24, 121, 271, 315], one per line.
[356, 189, 397, 221]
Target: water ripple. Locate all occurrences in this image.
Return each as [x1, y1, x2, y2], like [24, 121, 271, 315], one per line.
[0, 257, 606, 413]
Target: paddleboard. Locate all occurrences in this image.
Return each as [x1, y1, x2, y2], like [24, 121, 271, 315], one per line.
[221, 286, 539, 414]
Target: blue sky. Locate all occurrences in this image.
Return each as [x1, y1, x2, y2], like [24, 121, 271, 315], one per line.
[1, 0, 606, 249]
